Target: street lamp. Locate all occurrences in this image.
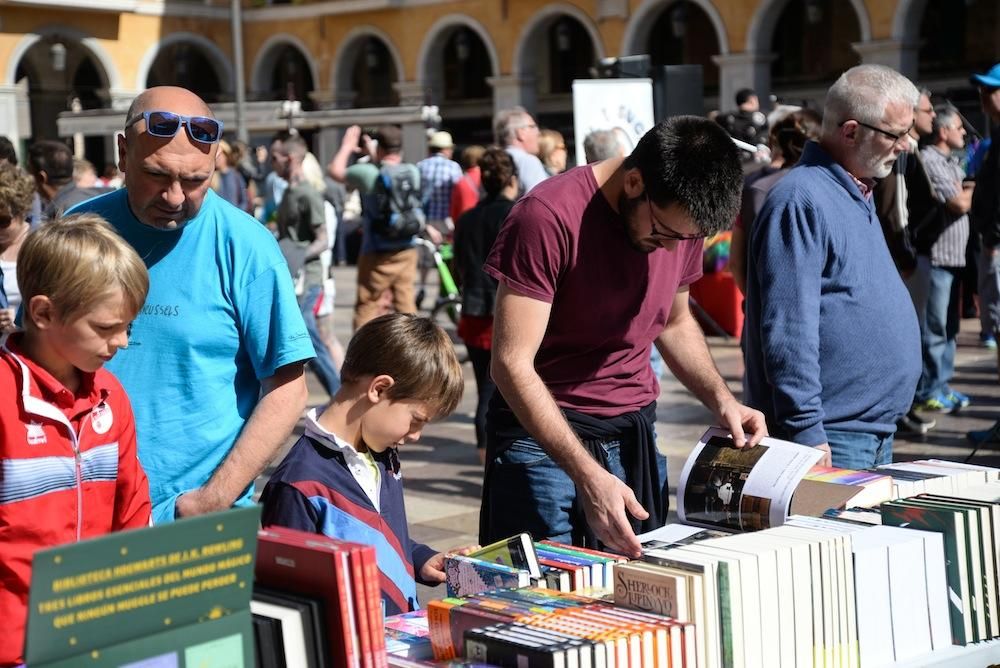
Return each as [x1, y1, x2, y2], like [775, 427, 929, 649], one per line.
[280, 82, 301, 133]
[49, 41, 67, 73]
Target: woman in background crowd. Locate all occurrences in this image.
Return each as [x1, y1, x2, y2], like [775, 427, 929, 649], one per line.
[212, 140, 250, 213]
[538, 129, 567, 176]
[730, 109, 822, 295]
[454, 148, 519, 465]
[0, 163, 34, 333]
[450, 144, 486, 225]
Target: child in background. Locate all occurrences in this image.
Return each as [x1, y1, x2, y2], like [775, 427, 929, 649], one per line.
[0, 215, 152, 666]
[261, 313, 476, 615]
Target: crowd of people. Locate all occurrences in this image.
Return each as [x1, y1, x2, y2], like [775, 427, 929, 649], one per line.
[0, 55, 998, 663]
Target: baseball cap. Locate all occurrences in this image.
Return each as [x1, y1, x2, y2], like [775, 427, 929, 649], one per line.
[971, 63, 1000, 89]
[428, 131, 454, 149]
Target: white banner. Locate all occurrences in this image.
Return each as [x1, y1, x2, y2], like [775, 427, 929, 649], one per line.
[571, 78, 655, 166]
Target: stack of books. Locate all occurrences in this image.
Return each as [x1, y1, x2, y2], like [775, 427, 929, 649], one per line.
[424, 586, 695, 666]
[873, 460, 999, 499]
[384, 609, 433, 661]
[881, 487, 1000, 647]
[255, 526, 387, 668]
[444, 534, 627, 598]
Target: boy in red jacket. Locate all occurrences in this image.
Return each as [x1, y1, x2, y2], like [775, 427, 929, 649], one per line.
[0, 214, 152, 666]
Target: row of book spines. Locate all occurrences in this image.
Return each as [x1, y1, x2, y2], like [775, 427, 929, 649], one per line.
[427, 589, 692, 662]
[881, 496, 1000, 645]
[427, 589, 601, 661]
[461, 608, 694, 668]
[533, 541, 627, 591]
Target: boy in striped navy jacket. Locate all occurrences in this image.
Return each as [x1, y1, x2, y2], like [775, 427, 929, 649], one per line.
[261, 313, 475, 615]
[0, 216, 152, 667]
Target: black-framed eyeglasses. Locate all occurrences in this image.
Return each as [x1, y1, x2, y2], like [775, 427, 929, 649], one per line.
[646, 193, 704, 242]
[840, 119, 913, 144]
[125, 110, 224, 144]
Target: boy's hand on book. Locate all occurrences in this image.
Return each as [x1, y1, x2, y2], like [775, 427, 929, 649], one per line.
[447, 544, 482, 557]
[714, 398, 768, 448]
[418, 552, 449, 584]
[813, 443, 832, 467]
[578, 469, 646, 558]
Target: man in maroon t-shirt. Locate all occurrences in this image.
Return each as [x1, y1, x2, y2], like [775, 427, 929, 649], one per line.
[481, 116, 767, 557]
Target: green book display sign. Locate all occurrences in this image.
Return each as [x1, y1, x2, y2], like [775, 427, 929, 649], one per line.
[25, 506, 260, 667]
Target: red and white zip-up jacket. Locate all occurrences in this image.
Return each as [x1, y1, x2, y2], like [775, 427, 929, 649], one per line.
[0, 336, 151, 666]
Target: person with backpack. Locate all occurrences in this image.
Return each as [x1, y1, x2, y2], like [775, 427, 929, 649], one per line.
[330, 124, 426, 330]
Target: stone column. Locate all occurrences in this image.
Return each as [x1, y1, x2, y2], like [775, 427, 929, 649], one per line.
[712, 52, 775, 111]
[852, 40, 919, 81]
[109, 88, 140, 112]
[487, 75, 536, 116]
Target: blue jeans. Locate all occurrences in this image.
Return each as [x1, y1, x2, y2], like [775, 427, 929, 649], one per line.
[300, 284, 341, 397]
[480, 435, 668, 546]
[825, 429, 893, 469]
[912, 259, 961, 402]
[979, 246, 1000, 336]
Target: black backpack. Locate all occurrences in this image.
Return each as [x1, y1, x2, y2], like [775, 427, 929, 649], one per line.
[369, 165, 425, 240]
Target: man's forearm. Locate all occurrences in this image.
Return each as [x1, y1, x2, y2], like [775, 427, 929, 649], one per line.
[328, 147, 353, 183]
[657, 307, 734, 413]
[492, 358, 599, 481]
[202, 366, 308, 507]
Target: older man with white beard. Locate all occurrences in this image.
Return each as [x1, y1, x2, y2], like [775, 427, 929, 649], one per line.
[743, 65, 922, 470]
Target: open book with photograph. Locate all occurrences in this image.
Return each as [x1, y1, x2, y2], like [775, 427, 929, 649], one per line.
[676, 426, 827, 532]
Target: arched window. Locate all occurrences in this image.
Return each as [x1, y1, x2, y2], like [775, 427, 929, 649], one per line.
[351, 38, 399, 108]
[771, 0, 861, 88]
[146, 43, 223, 103]
[918, 0, 999, 79]
[265, 45, 315, 111]
[442, 28, 491, 101]
[547, 18, 595, 95]
[647, 1, 720, 92]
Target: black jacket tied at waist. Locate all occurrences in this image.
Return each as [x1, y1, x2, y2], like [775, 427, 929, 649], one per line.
[484, 396, 666, 550]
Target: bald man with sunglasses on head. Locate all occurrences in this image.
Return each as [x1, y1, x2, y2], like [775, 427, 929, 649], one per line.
[70, 86, 315, 523]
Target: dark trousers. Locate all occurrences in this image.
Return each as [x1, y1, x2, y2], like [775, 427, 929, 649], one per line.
[467, 346, 496, 450]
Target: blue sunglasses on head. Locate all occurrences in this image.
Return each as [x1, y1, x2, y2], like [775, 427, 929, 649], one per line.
[125, 110, 224, 144]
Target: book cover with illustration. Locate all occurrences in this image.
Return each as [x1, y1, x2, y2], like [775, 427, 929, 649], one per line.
[444, 554, 531, 598]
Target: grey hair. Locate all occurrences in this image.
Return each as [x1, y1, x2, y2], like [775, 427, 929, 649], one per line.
[494, 106, 532, 146]
[821, 65, 920, 137]
[583, 129, 625, 162]
[931, 105, 960, 135]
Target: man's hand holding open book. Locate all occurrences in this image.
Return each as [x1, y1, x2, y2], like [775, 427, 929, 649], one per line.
[709, 395, 768, 449]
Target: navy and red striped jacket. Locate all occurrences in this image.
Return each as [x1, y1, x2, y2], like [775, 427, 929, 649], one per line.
[260, 421, 437, 616]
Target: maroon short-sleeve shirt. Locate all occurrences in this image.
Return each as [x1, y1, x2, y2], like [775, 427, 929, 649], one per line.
[484, 165, 703, 417]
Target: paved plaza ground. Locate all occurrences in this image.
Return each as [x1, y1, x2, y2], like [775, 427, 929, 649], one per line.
[257, 264, 1000, 604]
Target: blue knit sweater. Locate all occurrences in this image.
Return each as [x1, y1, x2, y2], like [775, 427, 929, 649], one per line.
[743, 141, 921, 445]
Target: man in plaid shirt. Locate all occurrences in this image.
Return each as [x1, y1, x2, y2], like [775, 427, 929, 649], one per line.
[419, 131, 463, 227]
[417, 131, 462, 305]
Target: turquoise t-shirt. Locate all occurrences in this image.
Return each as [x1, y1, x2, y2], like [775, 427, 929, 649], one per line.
[70, 189, 315, 523]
